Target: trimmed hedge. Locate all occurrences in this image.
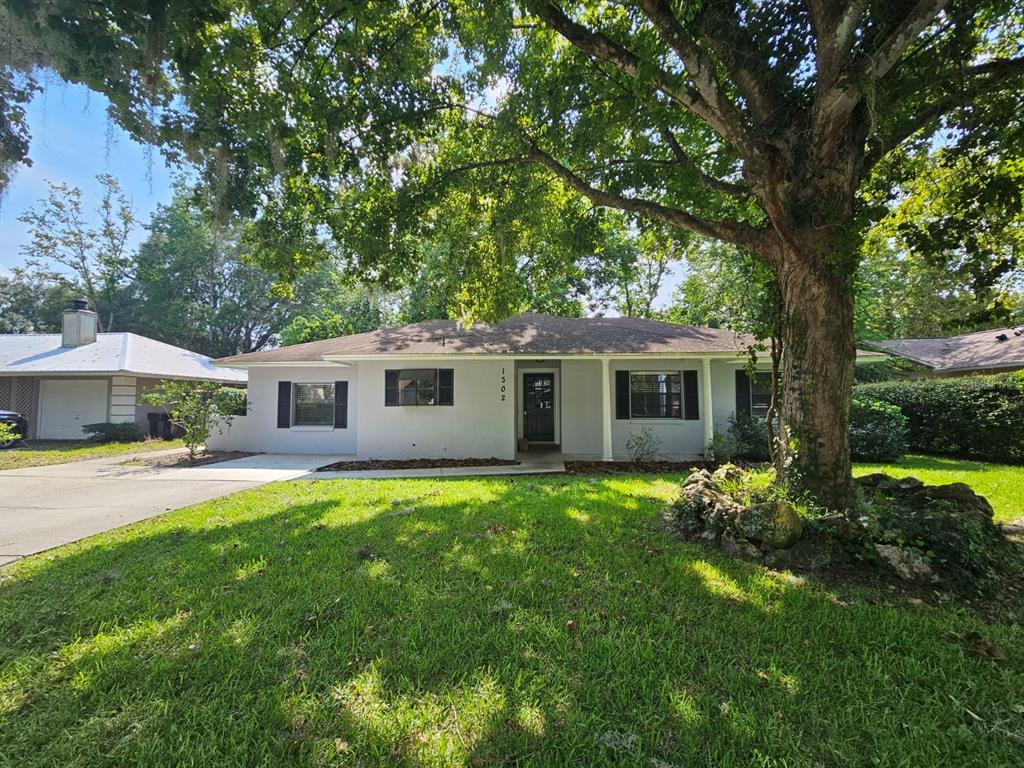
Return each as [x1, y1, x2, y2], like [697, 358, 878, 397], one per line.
[727, 395, 907, 462]
[848, 397, 907, 460]
[83, 422, 144, 443]
[855, 372, 1024, 462]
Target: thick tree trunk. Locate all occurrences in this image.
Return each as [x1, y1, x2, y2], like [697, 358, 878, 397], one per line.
[776, 250, 857, 509]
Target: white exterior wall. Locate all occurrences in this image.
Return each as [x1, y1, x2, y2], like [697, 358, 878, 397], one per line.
[560, 359, 603, 454]
[242, 366, 358, 454]
[356, 359, 516, 460]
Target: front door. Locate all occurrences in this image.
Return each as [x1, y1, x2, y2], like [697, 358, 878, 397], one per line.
[523, 373, 555, 441]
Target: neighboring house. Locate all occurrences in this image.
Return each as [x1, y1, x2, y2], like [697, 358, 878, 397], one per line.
[0, 300, 247, 440]
[216, 313, 886, 460]
[870, 327, 1024, 376]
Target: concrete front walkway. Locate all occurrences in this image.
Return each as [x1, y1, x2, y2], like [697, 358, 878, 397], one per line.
[0, 451, 346, 566]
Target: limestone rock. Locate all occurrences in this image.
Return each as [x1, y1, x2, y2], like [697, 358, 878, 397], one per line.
[711, 463, 745, 485]
[873, 543, 939, 584]
[734, 501, 804, 549]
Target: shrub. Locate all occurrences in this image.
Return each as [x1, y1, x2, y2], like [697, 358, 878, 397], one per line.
[728, 412, 769, 460]
[83, 422, 144, 443]
[626, 425, 661, 462]
[848, 397, 907, 460]
[729, 397, 908, 462]
[0, 422, 20, 446]
[218, 387, 248, 416]
[139, 381, 238, 459]
[703, 429, 734, 463]
[855, 372, 1024, 461]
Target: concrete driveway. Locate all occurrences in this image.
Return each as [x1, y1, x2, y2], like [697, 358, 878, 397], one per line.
[0, 451, 343, 566]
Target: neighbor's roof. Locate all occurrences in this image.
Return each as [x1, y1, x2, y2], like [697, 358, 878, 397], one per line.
[870, 328, 1024, 373]
[0, 333, 247, 383]
[218, 312, 883, 365]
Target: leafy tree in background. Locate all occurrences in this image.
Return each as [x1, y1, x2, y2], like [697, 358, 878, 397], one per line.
[130, 188, 306, 356]
[17, 174, 136, 331]
[280, 281, 397, 346]
[585, 214, 684, 318]
[4, 1, 1023, 506]
[0, 268, 78, 333]
[857, 151, 1024, 338]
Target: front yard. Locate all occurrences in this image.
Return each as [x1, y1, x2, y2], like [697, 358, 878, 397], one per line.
[2, 472, 1021, 767]
[0, 439, 184, 471]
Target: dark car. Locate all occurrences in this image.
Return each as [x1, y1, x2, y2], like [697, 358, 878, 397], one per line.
[0, 410, 28, 448]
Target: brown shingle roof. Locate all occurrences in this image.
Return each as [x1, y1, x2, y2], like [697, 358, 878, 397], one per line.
[871, 328, 1024, 372]
[217, 313, 760, 364]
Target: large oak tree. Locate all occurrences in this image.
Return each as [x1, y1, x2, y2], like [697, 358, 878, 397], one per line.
[3, 0, 1022, 506]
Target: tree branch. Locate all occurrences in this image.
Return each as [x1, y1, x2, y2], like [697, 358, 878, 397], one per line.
[660, 127, 750, 198]
[635, 0, 750, 141]
[864, 56, 1024, 170]
[527, 0, 754, 159]
[525, 141, 767, 252]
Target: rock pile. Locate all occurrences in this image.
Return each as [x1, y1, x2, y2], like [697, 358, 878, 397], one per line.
[669, 466, 1018, 594]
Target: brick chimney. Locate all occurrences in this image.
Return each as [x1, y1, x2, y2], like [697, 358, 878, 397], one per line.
[61, 299, 99, 348]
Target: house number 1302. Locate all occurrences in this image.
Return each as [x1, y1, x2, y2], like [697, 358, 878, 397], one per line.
[500, 367, 507, 401]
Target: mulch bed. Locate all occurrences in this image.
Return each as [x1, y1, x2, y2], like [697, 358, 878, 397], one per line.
[565, 460, 712, 474]
[121, 451, 257, 468]
[316, 457, 521, 472]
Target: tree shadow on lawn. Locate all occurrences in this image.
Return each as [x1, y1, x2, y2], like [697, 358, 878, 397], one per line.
[1, 475, 1021, 767]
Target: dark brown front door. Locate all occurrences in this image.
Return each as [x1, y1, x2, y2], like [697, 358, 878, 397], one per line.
[523, 373, 555, 441]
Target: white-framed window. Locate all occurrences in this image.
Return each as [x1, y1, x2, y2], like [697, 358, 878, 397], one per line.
[749, 373, 772, 419]
[629, 371, 682, 419]
[293, 383, 335, 426]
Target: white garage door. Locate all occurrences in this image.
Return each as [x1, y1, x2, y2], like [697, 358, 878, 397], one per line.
[38, 379, 109, 439]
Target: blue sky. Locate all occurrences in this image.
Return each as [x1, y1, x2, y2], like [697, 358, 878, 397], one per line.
[0, 82, 178, 276]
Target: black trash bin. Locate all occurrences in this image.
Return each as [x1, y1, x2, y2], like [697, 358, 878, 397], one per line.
[147, 412, 172, 439]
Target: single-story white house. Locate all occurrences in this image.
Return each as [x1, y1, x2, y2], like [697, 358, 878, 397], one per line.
[215, 313, 886, 461]
[0, 301, 247, 440]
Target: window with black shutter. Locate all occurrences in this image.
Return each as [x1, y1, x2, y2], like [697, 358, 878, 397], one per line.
[628, 371, 682, 418]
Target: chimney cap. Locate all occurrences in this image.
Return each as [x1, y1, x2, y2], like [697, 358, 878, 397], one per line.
[69, 298, 89, 311]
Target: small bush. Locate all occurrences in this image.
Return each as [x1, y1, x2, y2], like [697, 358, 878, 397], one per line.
[626, 425, 661, 462]
[139, 380, 238, 459]
[704, 429, 734, 463]
[83, 422, 144, 443]
[848, 397, 907, 460]
[0, 422, 20, 445]
[855, 372, 1024, 461]
[728, 412, 769, 460]
[218, 387, 248, 416]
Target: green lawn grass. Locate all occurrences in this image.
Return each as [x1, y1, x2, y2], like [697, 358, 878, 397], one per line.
[2, 474, 1021, 767]
[0, 438, 184, 471]
[855, 455, 1023, 524]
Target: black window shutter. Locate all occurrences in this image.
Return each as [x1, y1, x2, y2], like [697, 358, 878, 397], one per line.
[277, 381, 291, 428]
[735, 370, 751, 416]
[334, 381, 348, 428]
[683, 370, 699, 420]
[615, 370, 630, 419]
[438, 369, 454, 406]
[384, 370, 399, 406]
